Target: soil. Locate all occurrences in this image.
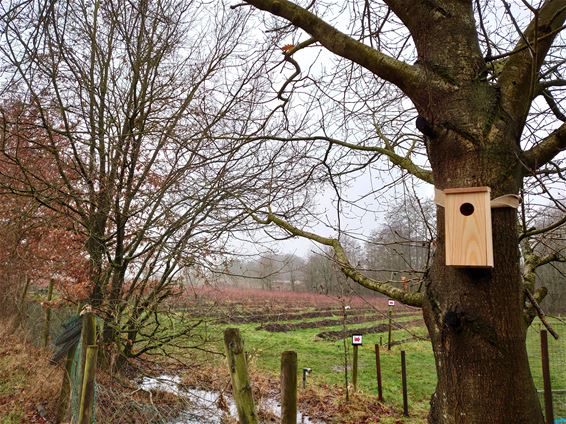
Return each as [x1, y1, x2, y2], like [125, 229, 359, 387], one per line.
[257, 311, 417, 332]
[217, 308, 375, 324]
[316, 318, 426, 341]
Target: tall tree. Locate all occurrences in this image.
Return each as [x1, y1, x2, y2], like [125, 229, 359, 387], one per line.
[0, 0, 278, 357]
[304, 248, 348, 294]
[240, 0, 566, 422]
[0, 102, 87, 311]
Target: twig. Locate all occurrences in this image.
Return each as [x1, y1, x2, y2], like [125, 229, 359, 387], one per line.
[229, 3, 250, 9]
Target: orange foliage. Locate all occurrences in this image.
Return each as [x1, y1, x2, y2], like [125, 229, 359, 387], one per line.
[0, 99, 89, 302]
[281, 44, 295, 52]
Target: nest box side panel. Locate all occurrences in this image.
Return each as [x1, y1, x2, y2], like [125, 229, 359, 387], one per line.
[445, 190, 494, 267]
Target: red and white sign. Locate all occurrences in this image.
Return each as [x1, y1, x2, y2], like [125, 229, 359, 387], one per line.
[388, 299, 395, 306]
[352, 334, 363, 346]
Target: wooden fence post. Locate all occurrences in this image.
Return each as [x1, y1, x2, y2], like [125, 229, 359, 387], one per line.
[541, 330, 554, 424]
[281, 351, 297, 424]
[352, 345, 359, 392]
[55, 344, 77, 424]
[388, 306, 393, 350]
[12, 275, 30, 331]
[224, 328, 258, 424]
[42, 279, 55, 348]
[78, 345, 98, 424]
[401, 350, 408, 417]
[78, 311, 96, 404]
[375, 344, 383, 401]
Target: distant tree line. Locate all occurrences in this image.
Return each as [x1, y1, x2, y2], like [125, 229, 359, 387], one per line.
[221, 195, 565, 314]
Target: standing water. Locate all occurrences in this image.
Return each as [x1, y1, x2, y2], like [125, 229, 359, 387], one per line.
[140, 374, 322, 423]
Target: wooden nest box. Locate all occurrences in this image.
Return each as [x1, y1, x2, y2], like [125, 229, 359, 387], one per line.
[444, 187, 494, 268]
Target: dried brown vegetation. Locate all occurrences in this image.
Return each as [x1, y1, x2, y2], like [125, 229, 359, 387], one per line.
[0, 322, 60, 423]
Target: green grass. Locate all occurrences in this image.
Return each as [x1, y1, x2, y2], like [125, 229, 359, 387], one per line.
[526, 319, 566, 418]
[0, 358, 25, 397]
[0, 339, 41, 423]
[527, 319, 566, 389]
[180, 314, 435, 421]
[151, 311, 566, 423]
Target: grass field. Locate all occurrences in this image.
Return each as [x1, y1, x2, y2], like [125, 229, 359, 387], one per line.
[173, 288, 436, 422]
[3, 287, 564, 423]
[526, 320, 566, 419]
[174, 287, 566, 423]
[231, 316, 434, 414]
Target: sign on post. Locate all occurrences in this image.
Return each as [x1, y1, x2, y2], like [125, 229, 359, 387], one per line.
[352, 334, 363, 346]
[388, 299, 395, 307]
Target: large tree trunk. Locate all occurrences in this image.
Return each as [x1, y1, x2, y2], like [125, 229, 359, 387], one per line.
[424, 129, 544, 423]
[424, 210, 543, 423]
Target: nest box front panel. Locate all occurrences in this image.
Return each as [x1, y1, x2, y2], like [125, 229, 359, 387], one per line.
[444, 188, 494, 268]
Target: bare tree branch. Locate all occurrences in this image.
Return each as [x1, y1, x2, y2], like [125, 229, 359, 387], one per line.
[522, 121, 566, 171]
[500, 0, 566, 123]
[541, 89, 566, 121]
[524, 288, 559, 339]
[242, 0, 451, 96]
[255, 211, 424, 306]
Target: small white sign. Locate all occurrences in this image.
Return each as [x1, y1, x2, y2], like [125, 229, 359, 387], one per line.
[388, 299, 395, 306]
[352, 334, 363, 346]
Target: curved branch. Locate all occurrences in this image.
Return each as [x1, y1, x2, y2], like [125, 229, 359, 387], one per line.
[242, 0, 449, 97]
[499, 0, 566, 122]
[522, 122, 566, 172]
[232, 134, 433, 184]
[542, 89, 566, 122]
[257, 211, 424, 307]
[538, 78, 566, 90]
[343, 136, 432, 182]
[277, 38, 316, 102]
[520, 212, 566, 240]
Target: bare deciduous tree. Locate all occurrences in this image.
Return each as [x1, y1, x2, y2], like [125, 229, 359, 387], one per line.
[0, 0, 278, 360]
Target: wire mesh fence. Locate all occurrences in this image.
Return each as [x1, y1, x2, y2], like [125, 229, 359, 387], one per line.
[95, 381, 187, 424]
[18, 301, 75, 348]
[527, 321, 566, 420]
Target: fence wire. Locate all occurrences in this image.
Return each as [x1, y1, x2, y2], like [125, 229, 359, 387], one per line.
[18, 301, 75, 347]
[527, 321, 566, 420]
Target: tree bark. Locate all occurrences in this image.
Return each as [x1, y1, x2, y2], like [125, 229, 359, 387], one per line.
[42, 279, 55, 348]
[423, 137, 543, 423]
[413, 7, 547, 420]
